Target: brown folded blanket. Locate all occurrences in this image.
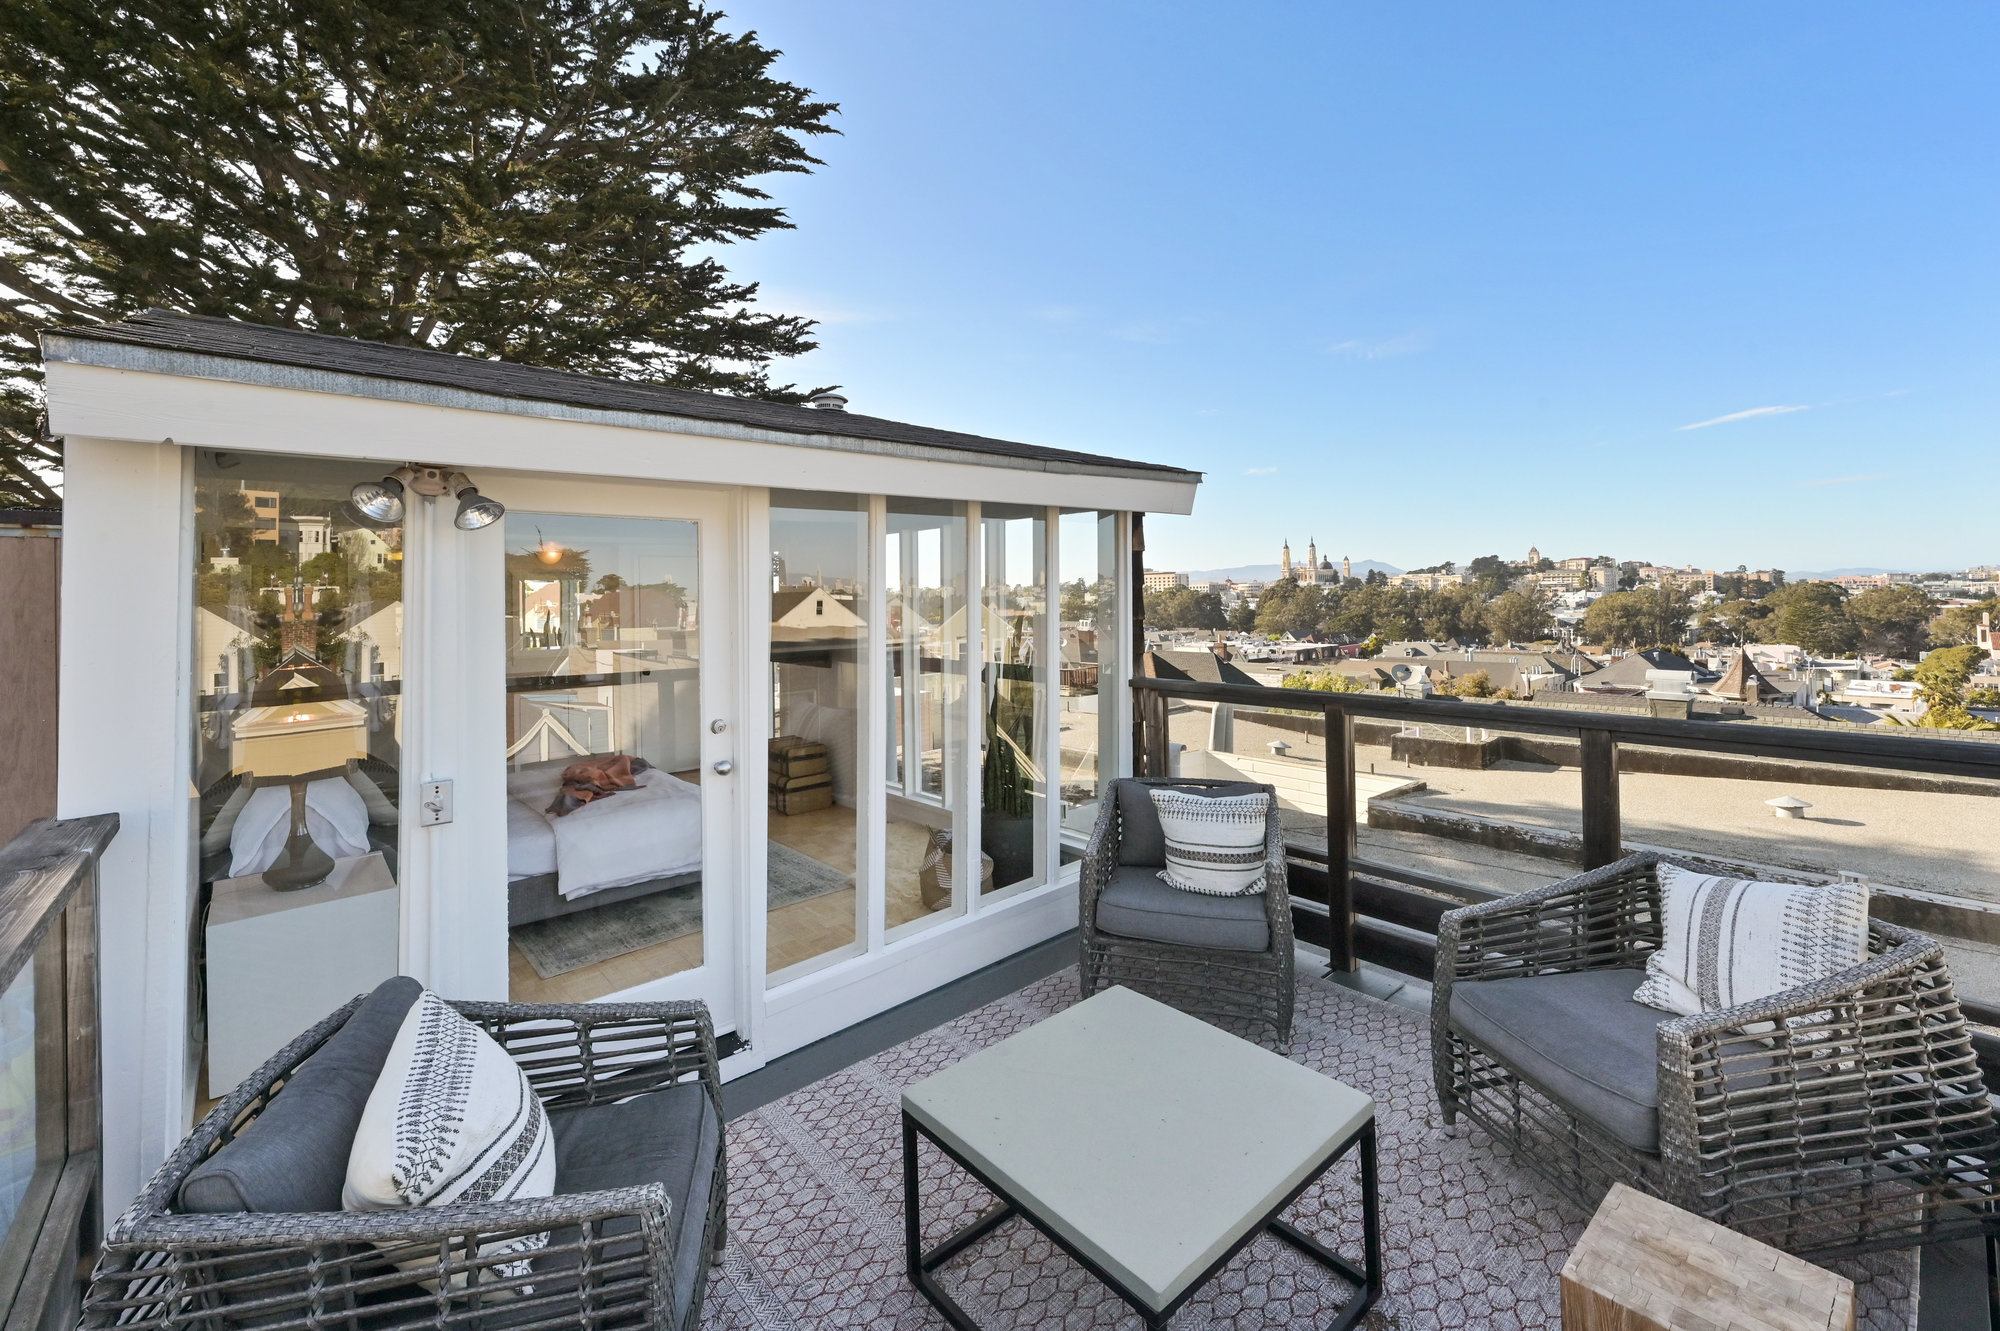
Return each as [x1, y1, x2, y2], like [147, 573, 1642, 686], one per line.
[546, 753, 654, 817]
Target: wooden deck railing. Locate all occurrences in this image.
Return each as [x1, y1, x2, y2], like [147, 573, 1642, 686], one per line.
[0, 815, 116, 1331]
[1131, 676, 2000, 987]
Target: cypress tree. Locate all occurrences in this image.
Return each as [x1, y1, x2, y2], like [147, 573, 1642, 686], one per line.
[0, 0, 839, 504]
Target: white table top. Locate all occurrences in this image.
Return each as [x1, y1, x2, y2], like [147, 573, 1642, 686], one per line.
[210, 851, 396, 926]
[902, 985, 1374, 1312]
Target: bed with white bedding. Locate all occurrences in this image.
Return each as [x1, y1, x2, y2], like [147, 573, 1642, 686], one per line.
[505, 762, 704, 927]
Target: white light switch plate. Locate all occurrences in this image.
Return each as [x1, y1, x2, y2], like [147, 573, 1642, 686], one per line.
[419, 780, 454, 826]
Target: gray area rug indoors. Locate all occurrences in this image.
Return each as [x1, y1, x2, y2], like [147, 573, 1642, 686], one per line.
[511, 841, 850, 978]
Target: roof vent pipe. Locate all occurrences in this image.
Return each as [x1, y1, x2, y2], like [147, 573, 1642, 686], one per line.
[807, 392, 848, 412]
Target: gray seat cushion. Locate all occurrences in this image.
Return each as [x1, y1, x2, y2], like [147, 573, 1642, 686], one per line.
[1449, 968, 1662, 1152]
[179, 975, 423, 1213]
[1115, 780, 1262, 867]
[1095, 865, 1271, 953]
[544, 1081, 721, 1329]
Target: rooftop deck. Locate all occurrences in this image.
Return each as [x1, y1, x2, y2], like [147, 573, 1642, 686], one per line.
[704, 959, 1920, 1330]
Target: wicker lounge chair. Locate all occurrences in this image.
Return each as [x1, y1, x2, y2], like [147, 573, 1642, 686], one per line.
[1433, 851, 2000, 1259]
[1080, 776, 1294, 1047]
[84, 990, 726, 1331]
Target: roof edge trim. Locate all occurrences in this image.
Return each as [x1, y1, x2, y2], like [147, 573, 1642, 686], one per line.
[40, 334, 1204, 486]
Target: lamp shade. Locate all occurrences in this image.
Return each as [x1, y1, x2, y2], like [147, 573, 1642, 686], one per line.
[454, 486, 505, 530]
[350, 476, 406, 524]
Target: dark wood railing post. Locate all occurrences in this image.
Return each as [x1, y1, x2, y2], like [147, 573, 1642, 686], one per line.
[1580, 729, 1622, 869]
[1324, 705, 1358, 974]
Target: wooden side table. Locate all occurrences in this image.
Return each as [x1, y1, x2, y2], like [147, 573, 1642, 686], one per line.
[1561, 1183, 1854, 1331]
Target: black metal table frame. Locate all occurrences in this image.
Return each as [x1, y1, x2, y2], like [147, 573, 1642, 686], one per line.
[902, 1109, 1382, 1331]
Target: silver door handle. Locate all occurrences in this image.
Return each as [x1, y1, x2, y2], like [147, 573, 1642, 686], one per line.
[712, 759, 734, 776]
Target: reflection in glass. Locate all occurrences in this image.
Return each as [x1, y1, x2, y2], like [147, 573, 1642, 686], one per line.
[767, 493, 866, 979]
[191, 453, 403, 1099]
[1058, 511, 1120, 862]
[503, 516, 704, 1003]
[886, 501, 969, 929]
[0, 966, 36, 1236]
[981, 506, 1049, 893]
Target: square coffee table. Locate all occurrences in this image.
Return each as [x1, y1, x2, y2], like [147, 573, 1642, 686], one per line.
[902, 985, 1380, 1330]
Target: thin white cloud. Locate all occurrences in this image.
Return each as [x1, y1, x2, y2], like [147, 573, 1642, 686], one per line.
[1328, 332, 1426, 360]
[1243, 466, 1278, 476]
[1798, 474, 1888, 488]
[1033, 304, 1084, 323]
[753, 288, 889, 326]
[1675, 404, 1808, 431]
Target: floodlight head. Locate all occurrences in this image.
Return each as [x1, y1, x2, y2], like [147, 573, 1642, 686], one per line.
[349, 474, 406, 524]
[452, 479, 505, 531]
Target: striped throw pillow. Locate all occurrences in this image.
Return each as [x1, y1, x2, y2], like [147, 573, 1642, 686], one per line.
[1149, 788, 1271, 896]
[1632, 864, 1869, 1018]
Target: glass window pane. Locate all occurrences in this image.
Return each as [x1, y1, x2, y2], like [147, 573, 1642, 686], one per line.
[886, 500, 968, 930]
[192, 453, 403, 1102]
[503, 516, 704, 1002]
[0, 966, 37, 1235]
[1058, 511, 1120, 862]
[982, 506, 1049, 893]
[768, 492, 866, 979]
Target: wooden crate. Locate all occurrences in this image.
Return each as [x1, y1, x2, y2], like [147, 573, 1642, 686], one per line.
[1561, 1184, 1854, 1331]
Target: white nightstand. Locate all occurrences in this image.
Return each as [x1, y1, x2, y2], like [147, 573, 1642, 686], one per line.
[205, 852, 400, 1092]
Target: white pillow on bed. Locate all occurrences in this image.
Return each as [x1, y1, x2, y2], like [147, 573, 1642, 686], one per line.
[227, 778, 373, 878]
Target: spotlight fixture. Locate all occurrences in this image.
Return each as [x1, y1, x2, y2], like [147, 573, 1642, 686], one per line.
[452, 476, 506, 531]
[348, 464, 506, 532]
[349, 473, 407, 524]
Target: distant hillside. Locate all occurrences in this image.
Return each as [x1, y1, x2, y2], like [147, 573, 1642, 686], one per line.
[1789, 568, 1893, 580]
[1179, 560, 1403, 583]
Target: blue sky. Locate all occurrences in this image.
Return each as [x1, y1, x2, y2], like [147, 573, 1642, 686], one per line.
[732, 3, 1997, 575]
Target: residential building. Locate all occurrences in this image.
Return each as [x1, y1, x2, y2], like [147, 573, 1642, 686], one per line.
[240, 484, 280, 541]
[1143, 569, 1189, 592]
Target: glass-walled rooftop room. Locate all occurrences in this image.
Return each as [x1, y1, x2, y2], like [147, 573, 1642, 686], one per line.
[185, 459, 1131, 1072]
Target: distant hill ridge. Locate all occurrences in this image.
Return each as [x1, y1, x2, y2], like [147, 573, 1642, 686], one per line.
[1177, 560, 1404, 583]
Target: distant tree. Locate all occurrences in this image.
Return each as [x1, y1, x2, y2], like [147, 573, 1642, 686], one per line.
[1910, 644, 2000, 730]
[1764, 582, 1856, 656]
[1419, 584, 1487, 645]
[1144, 586, 1225, 631]
[1931, 597, 2000, 647]
[1364, 568, 1387, 586]
[1281, 668, 1370, 693]
[1696, 598, 1771, 645]
[1534, 557, 1554, 572]
[1845, 584, 1936, 658]
[1582, 586, 1694, 649]
[0, 0, 841, 504]
[1481, 588, 1552, 646]
[1226, 599, 1258, 633]
[1059, 577, 1094, 625]
[1251, 578, 1325, 637]
[1436, 669, 1506, 699]
[593, 573, 629, 596]
[1465, 555, 1510, 597]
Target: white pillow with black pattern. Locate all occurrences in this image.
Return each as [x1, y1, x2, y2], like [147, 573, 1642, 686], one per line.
[344, 990, 555, 1284]
[1149, 788, 1271, 896]
[1633, 863, 1869, 1019]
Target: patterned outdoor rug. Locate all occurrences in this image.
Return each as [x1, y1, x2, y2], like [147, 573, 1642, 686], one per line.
[511, 842, 851, 978]
[701, 967, 1918, 1330]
